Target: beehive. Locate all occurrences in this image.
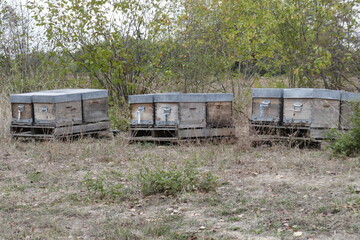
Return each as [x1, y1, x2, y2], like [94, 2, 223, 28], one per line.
[251, 88, 283, 124]
[10, 92, 34, 125]
[154, 93, 206, 128]
[32, 91, 83, 126]
[129, 94, 155, 126]
[205, 93, 233, 127]
[60, 89, 109, 123]
[283, 88, 341, 128]
[340, 92, 360, 129]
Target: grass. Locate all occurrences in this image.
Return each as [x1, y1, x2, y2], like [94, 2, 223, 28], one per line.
[0, 134, 359, 240]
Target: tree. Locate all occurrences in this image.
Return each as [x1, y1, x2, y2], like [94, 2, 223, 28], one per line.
[27, 0, 172, 103]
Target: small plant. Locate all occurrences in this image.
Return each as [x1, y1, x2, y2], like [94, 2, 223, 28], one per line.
[329, 101, 360, 157]
[83, 172, 128, 201]
[137, 162, 218, 196]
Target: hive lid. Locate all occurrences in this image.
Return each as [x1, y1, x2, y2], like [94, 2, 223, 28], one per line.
[128, 94, 155, 103]
[283, 88, 341, 100]
[10, 92, 34, 103]
[154, 93, 206, 103]
[252, 88, 283, 98]
[341, 92, 360, 101]
[205, 93, 233, 102]
[58, 88, 108, 100]
[32, 91, 82, 103]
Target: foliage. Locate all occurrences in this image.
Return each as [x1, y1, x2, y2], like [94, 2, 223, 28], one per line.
[137, 162, 218, 196]
[330, 101, 360, 157]
[83, 171, 129, 201]
[27, 0, 171, 102]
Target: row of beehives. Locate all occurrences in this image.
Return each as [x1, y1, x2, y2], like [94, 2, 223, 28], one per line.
[128, 93, 233, 128]
[10, 89, 109, 126]
[251, 88, 360, 129]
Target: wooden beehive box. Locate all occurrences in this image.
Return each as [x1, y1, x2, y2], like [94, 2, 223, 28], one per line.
[10, 92, 35, 125]
[283, 88, 341, 128]
[32, 91, 83, 127]
[340, 92, 360, 130]
[60, 89, 109, 123]
[129, 94, 155, 126]
[205, 93, 233, 127]
[154, 93, 206, 128]
[251, 88, 283, 125]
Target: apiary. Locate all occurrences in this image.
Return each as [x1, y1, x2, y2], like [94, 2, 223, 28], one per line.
[283, 88, 341, 128]
[154, 93, 206, 128]
[340, 91, 360, 130]
[205, 93, 233, 127]
[10, 92, 35, 125]
[251, 88, 283, 124]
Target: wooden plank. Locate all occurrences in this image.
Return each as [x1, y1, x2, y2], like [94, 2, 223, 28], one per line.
[178, 127, 235, 139]
[130, 103, 154, 125]
[83, 98, 109, 123]
[311, 99, 340, 128]
[179, 102, 206, 128]
[252, 98, 282, 124]
[54, 121, 110, 136]
[207, 102, 232, 127]
[11, 103, 33, 125]
[34, 101, 83, 127]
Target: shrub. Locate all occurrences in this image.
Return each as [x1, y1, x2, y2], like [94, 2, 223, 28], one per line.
[137, 162, 218, 196]
[330, 101, 360, 157]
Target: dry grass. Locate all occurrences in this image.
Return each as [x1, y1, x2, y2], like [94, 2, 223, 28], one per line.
[0, 89, 359, 239]
[0, 134, 359, 239]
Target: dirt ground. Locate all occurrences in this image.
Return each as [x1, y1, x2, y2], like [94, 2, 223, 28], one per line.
[0, 132, 359, 240]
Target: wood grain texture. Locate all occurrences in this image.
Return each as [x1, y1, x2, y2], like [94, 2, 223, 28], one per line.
[179, 102, 206, 128]
[283, 99, 312, 126]
[34, 101, 82, 126]
[11, 103, 33, 124]
[311, 99, 340, 128]
[252, 98, 282, 123]
[340, 102, 356, 129]
[83, 98, 109, 123]
[130, 103, 154, 125]
[207, 102, 232, 127]
[155, 103, 179, 126]
[283, 99, 340, 128]
[178, 127, 235, 139]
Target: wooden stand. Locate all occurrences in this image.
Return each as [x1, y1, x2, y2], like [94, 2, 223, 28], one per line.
[10, 121, 111, 140]
[129, 126, 236, 143]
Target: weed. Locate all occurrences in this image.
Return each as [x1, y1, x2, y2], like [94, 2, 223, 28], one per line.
[329, 101, 360, 157]
[83, 172, 129, 201]
[27, 171, 43, 183]
[137, 162, 218, 196]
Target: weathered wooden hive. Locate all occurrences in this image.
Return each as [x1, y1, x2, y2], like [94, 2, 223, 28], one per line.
[154, 93, 206, 128]
[129, 94, 155, 127]
[10, 92, 35, 125]
[60, 89, 109, 123]
[205, 93, 233, 127]
[340, 91, 360, 130]
[283, 88, 341, 128]
[251, 88, 283, 125]
[32, 91, 83, 126]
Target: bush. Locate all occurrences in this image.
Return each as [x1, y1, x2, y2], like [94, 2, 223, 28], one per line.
[330, 101, 360, 157]
[137, 162, 218, 196]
